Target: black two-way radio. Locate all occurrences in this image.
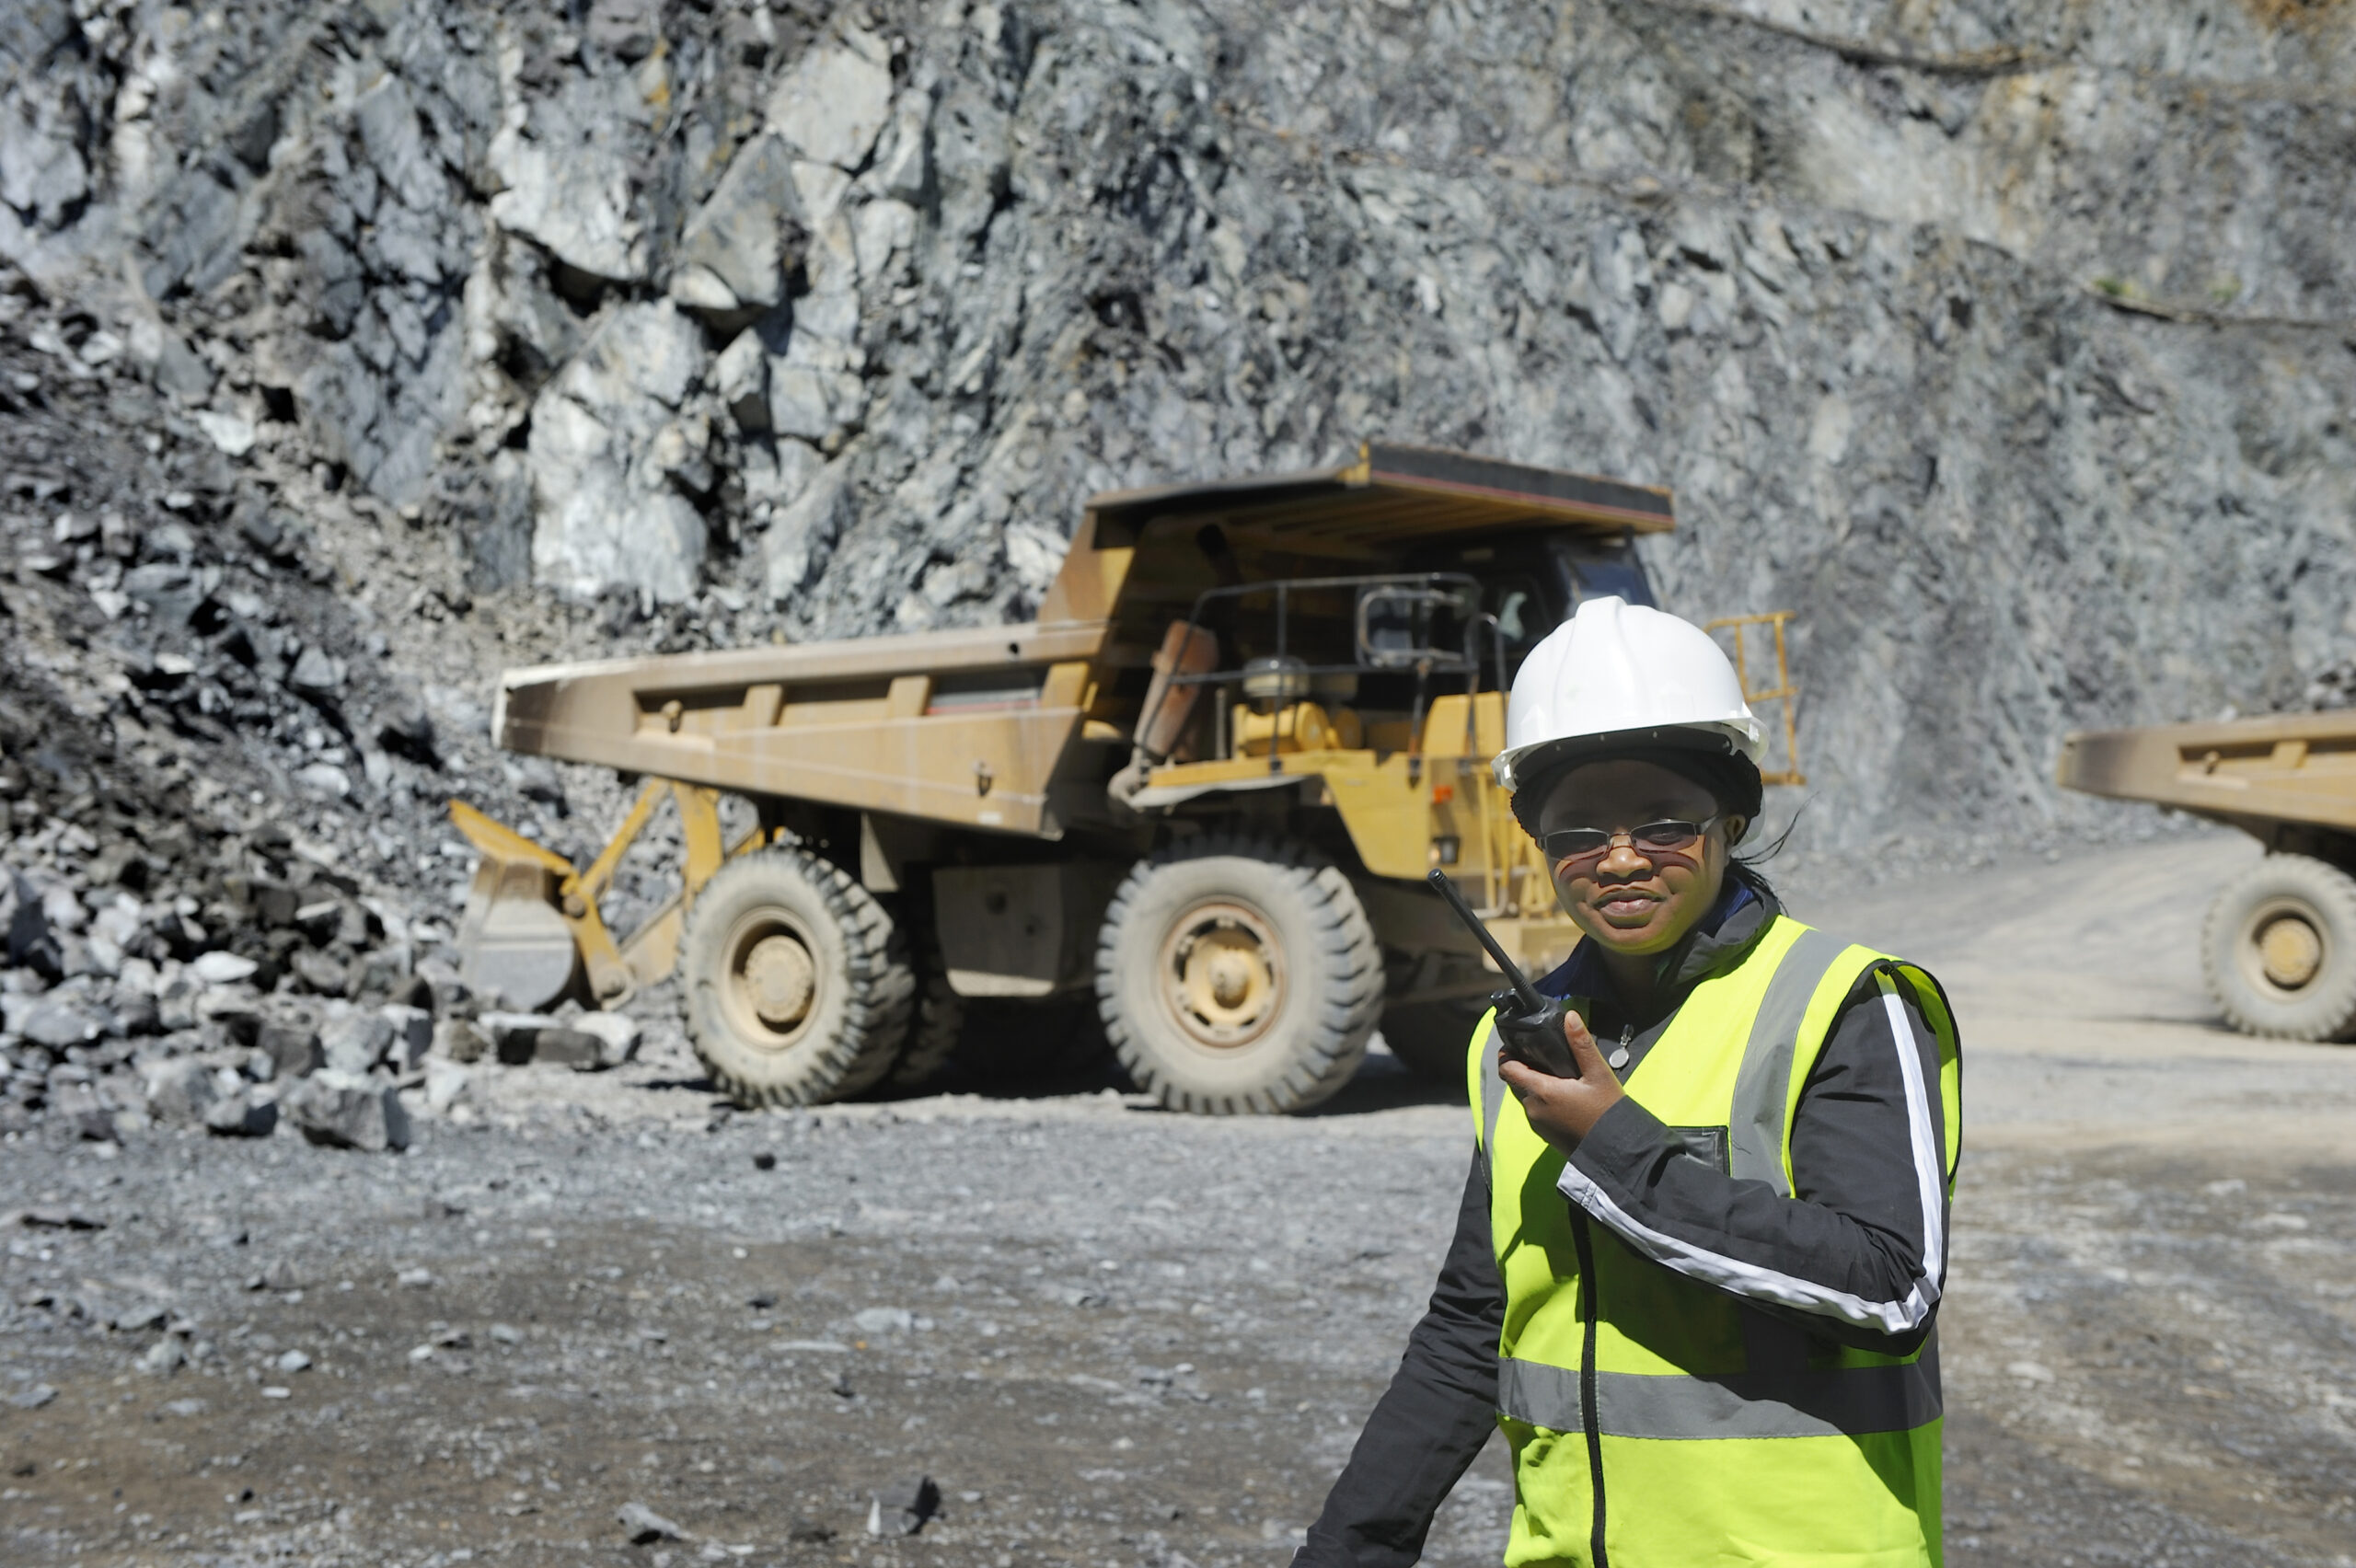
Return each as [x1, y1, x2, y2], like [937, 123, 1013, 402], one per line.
[1425, 869, 1580, 1079]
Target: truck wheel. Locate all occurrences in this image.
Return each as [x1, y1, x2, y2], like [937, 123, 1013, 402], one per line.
[1095, 834, 1382, 1113]
[1380, 998, 1489, 1084]
[2203, 853, 2356, 1042]
[682, 850, 914, 1106]
[889, 966, 965, 1091]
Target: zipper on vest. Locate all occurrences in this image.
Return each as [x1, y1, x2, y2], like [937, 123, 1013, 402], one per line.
[1569, 1212, 1610, 1568]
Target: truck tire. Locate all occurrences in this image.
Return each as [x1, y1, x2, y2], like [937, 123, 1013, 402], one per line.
[1380, 998, 1489, 1084]
[1095, 834, 1383, 1113]
[889, 965, 966, 1091]
[681, 849, 915, 1106]
[2203, 853, 2356, 1042]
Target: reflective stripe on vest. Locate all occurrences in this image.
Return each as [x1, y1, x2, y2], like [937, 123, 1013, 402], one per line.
[1498, 1342, 1944, 1440]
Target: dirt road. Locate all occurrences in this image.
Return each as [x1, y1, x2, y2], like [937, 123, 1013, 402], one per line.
[5, 833, 2352, 1566]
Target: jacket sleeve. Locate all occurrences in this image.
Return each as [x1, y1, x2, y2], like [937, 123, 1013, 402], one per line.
[1555, 965, 1954, 1351]
[1294, 1150, 1504, 1568]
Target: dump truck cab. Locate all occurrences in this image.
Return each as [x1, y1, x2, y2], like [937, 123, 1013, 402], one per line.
[461, 444, 1783, 1112]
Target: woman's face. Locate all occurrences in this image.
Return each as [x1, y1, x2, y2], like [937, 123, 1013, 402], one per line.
[1538, 759, 1744, 958]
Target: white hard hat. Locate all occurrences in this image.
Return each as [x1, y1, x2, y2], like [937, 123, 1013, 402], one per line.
[1492, 596, 1764, 793]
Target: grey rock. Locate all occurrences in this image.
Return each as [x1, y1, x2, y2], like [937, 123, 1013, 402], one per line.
[21, 1001, 99, 1051]
[3, 873, 55, 971]
[529, 1026, 605, 1070]
[6, 1383, 56, 1411]
[295, 764, 352, 802]
[672, 133, 806, 318]
[433, 1018, 491, 1064]
[714, 329, 770, 432]
[570, 1011, 641, 1067]
[618, 1501, 687, 1544]
[764, 460, 857, 604]
[489, 75, 648, 282]
[190, 951, 259, 985]
[767, 32, 894, 172]
[287, 647, 343, 694]
[290, 951, 350, 996]
[280, 1074, 410, 1152]
[0, 85, 89, 227]
[144, 1058, 219, 1127]
[422, 1058, 468, 1113]
[120, 563, 210, 626]
[202, 1091, 277, 1137]
[379, 1004, 433, 1070]
[152, 332, 217, 401]
[868, 1475, 940, 1537]
[477, 1010, 569, 1066]
[320, 1011, 396, 1078]
[138, 167, 251, 301]
[38, 883, 83, 934]
[258, 1024, 323, 1078]
[527, 300, 710, 601]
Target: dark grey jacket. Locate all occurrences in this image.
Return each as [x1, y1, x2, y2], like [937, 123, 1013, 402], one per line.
[1296, 877, 1957, 1568]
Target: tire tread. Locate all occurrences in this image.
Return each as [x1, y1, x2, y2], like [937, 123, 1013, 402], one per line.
[681, 849, 914, 1107]
[1095, 832, 1383, 1114]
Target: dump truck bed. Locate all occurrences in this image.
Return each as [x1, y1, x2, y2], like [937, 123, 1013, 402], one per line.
[494, 618, 1112, 837]
[2057, 711, 2356, 836]
[491, 442, 1675, 839]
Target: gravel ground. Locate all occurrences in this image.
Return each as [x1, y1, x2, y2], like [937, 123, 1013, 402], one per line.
[5, 834, 2354, 1568]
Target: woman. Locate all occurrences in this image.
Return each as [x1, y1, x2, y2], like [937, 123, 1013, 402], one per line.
[1296, 597, 1961, 1568]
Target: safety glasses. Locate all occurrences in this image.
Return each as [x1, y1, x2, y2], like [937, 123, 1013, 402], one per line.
[1542, 816, 1722, 870]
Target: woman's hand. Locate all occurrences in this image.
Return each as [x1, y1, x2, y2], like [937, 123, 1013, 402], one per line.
[1497, 1009, 1625, 1152]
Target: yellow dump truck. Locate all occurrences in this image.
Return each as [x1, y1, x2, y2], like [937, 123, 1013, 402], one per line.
[453, 443, 1799, 1112]
[2060, 711, 2356, 1040]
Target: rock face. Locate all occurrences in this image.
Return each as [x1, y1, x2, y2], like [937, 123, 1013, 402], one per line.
[1, 0, 2352, 853]
[526, 300, 714, 603]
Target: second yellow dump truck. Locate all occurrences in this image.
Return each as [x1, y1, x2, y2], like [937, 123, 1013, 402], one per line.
[453, 443, 1799, 1113]
[2061, 711, 2356, 1042]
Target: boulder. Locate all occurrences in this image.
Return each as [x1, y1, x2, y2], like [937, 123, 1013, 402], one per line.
[433, 1017, 490, 1064]
[281, 1074, 410, 1152]
[478, 1010, 560, 1065]
[529, 1027, 605, 1069]
[767, 34, 893, 171]
[321, 1011, 395, 1078]
[3, 873, 56, 971]
[423, 1058, 469, 1113]
[670, 133, 806, 317]
[487, 77, 647, 282]
[572, 1011, 642, 1068]
[203, 1091, 277, 1137]
[20, 1000, 100, 1051]
[144, 1058, 219, 1127]
[715, 330, 770, 432]
[764, 460, 857, 603]
[380, 1004, 433, 1070]
[527, 301, 710, 603]
[258, 1024, 323, 1078]
[191, 951, 259, 985]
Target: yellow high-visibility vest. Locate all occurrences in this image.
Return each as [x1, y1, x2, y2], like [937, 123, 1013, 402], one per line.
[1466, 915, 1962, 1567]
